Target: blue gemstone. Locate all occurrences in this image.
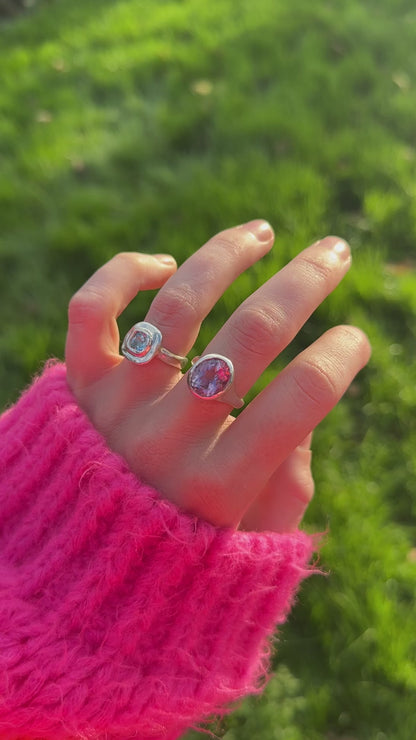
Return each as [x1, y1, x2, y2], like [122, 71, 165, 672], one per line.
[130, 330, 151, 355]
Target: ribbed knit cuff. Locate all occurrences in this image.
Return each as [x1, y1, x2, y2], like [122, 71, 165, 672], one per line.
[0, 363, 316, 740]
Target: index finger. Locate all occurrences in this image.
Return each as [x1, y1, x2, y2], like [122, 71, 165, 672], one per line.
[66, 252, 177, 387]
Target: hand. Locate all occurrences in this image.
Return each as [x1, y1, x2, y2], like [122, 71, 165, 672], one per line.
[65, 221, 371, 531]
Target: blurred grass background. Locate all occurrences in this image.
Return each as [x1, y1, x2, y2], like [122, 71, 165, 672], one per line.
[1, 0, 416, 738]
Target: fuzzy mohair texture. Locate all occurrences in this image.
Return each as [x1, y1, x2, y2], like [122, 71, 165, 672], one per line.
[0, 363, 315, 739]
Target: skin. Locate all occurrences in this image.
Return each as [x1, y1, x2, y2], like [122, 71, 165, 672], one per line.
[65, 220, 371, 532]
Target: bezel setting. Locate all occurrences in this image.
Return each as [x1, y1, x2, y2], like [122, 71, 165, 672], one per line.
[121, 322, 162, 364]
[187, 354, 244, 408]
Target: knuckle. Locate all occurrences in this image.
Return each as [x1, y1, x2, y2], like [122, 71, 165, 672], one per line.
[296, 252, 334, 284]
[297, 474, 315, 505]
[338, 324, 369, 352]
[290, 478, 315, 508]
[109, 251, 133, 265]
[68, 289, 105, 326]
[207, 225, 263, 260]
[151, 287, 200, 330]
[291, 358, 339, 410]
[113, 251, 137, 262]
[189, 254, 218, 285]
[210, 233, 243, 258]
[291, 454, 315, 505]
[230, 305, 282, 356]
[111, 251, 148, 272]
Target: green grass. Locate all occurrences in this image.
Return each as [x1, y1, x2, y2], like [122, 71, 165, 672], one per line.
[1, 1, 416, 737]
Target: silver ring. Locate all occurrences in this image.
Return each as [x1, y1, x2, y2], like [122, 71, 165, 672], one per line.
[187, 354, 244, 408]
[121, 322, 188, 370]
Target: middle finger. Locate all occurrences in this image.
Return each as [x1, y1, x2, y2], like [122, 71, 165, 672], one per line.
[145, 219, 275, 355]
[116, 220, 275, 393]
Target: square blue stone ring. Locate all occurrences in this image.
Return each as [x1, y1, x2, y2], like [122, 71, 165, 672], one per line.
[121, 322, 189, 370]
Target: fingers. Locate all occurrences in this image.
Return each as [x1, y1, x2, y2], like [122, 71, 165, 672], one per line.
[66, 252, 177, 387]
[145, 220, 275, 355]
[65, 227, 370, 535]
[156, 235, 354, 431]
[115, 220, 275, 399]
[208, 325, 371, 526]
[240, 437, 314, 533]
[203, 235, 352, 400]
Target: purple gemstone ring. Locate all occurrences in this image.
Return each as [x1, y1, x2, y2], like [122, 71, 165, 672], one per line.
[121, 322, 188, 370]
[187, 354, 244, 408]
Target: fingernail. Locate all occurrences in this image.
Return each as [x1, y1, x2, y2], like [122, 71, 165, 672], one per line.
[321, 236, 351, 262]
[246, 219, 274, 243]
[152, 254, 177, 265]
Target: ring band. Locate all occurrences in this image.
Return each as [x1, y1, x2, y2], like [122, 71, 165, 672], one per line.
[121, 322, 188, 370]
[187, 354, 244, 408]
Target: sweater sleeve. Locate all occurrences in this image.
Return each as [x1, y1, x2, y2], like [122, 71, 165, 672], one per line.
[0, 362, 316, 740]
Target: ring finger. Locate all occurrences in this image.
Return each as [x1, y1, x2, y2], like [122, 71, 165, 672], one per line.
[203, 235, 352, 403]
[213, 325, 371, 526]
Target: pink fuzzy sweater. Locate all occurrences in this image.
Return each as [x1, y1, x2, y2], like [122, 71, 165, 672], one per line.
[0, 363, 315, 739]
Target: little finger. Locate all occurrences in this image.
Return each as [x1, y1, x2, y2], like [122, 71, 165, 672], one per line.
[209, 325, 371, 526]
[240, 438, 314, 533]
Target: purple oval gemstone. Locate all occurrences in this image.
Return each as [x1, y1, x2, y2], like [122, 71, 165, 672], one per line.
[188, 357, 232, 399]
